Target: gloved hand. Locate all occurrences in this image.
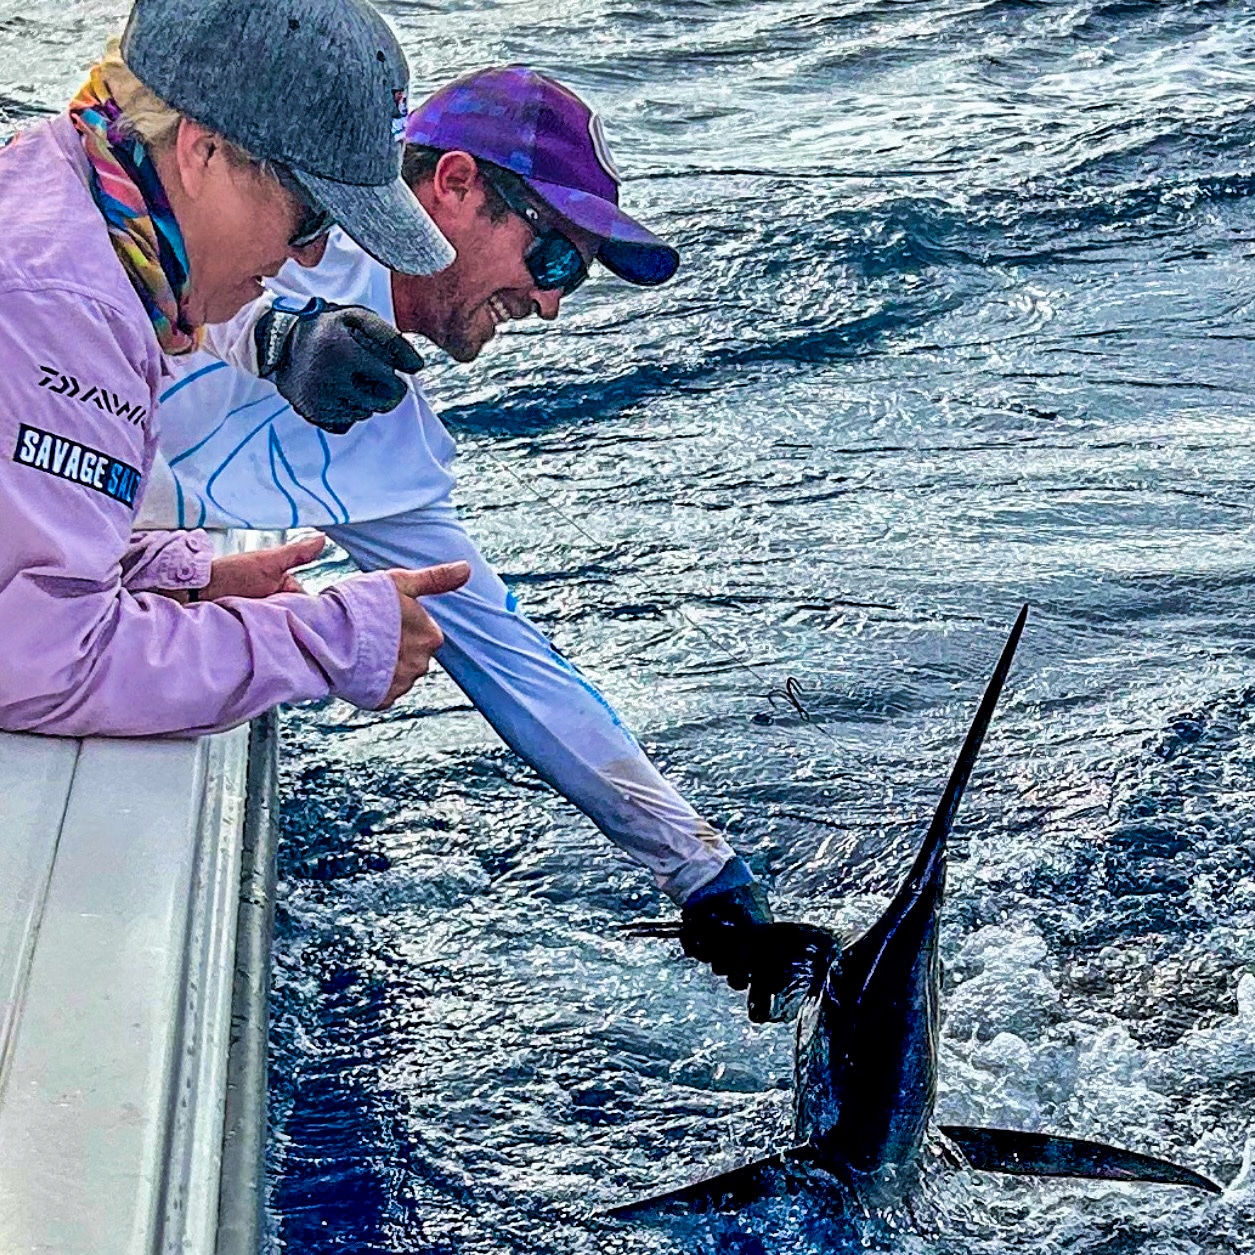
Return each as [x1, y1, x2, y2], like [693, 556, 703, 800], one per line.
[681, 860, 782, 1023]
[255, 298, 423, 434]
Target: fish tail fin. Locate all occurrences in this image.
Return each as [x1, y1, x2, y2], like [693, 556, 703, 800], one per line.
[602, 1147, 812, 1219]
[941, 1126, 1221, 1194]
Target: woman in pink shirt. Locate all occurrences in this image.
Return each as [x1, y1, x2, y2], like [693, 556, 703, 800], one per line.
[0, 0, 466, 737]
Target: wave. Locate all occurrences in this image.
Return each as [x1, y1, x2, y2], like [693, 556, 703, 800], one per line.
[441, 298, 954, 436]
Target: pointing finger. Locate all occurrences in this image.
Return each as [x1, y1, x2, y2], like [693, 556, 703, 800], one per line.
[378, 332, 424, 375]
[346, 309, 425, 374]
[275, 533, 327, 571]
[388, 561, 472, 600]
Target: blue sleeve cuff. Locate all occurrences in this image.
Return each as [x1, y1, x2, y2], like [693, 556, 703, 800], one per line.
[685, 855, 755, 905]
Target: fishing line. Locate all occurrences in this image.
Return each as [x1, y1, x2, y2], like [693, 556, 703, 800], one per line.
[467, 437, 843, 750]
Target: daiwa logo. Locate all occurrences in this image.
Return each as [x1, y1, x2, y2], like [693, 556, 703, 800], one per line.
[37, 364, 147, 426]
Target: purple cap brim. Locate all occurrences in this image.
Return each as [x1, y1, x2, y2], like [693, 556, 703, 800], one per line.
[527, 177, 679, 286]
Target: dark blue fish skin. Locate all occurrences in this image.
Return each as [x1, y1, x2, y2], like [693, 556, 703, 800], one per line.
[796, 876, 941, 1180]
[794, 605, 1027, 1182]
[606, 605, 1221, 1221]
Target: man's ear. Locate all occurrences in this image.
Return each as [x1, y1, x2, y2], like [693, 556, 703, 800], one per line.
[172, 119, 219, 198]
[430, 150, 482, 220]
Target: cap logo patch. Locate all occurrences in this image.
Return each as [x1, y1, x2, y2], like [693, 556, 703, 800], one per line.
[588, 113, 621, 186]
[392, 89, 407, 143]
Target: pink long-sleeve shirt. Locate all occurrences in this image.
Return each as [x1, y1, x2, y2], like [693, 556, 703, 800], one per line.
[0, 115, 401, 737]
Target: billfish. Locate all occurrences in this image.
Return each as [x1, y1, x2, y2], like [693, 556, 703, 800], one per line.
[608, 606, 1220, 1219]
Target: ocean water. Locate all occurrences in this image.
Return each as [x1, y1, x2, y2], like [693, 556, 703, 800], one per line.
[8, 0, 1255, 1250]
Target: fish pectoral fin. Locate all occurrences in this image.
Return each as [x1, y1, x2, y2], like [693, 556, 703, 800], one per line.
[940, 1125, 1222, 1195]
[602, 1145, 814, 1219]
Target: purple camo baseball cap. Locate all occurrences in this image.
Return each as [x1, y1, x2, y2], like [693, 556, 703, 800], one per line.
[404, 66, 679, 286]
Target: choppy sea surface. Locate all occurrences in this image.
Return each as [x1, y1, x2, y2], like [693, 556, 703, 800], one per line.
[9, 0, 1255, 1250]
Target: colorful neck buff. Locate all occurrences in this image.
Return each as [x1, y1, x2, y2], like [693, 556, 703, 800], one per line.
[69, 66, 200, 355]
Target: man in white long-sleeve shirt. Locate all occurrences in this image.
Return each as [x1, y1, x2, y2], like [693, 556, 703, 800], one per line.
[151, 66, 785, 1021]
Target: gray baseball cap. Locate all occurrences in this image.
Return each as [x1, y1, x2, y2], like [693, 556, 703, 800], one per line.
[121, 0, 454, 275]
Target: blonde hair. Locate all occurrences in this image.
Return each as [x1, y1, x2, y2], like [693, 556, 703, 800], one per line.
[96, 36, 256, 165]
[97, 38, 183, 150]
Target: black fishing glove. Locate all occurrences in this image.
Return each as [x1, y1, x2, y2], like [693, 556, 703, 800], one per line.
[255, 298, 423, 434]
[681, 863, 782, 1023]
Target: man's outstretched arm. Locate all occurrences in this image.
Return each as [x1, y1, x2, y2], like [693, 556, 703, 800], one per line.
[326, 505, 758, 905]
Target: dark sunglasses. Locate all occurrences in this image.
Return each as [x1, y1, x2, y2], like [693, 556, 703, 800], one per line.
[272, 164, 336, 248]
[479, 166, 589, 297]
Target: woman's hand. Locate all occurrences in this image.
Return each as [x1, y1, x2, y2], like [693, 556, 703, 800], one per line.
[196, 534, 328, 601]
[378, 562, 472, 707]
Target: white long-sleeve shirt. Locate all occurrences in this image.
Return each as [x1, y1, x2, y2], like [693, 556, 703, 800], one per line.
[150, 230, 735, 901]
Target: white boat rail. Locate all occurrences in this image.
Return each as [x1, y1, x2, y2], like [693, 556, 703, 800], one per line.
[0, 569, 279, 1255]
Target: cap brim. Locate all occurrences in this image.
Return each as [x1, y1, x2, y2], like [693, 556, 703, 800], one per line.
[525, 178, 679, 286]
[294, 170, 455, 276]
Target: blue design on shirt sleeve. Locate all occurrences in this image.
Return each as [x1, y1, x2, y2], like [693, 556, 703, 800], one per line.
[200, 399, 297, 529]
[158, 359, 229, 405]
[266, 427, 301, 529]
[315, 428, 352, 525]
[502, 585, 635, 742]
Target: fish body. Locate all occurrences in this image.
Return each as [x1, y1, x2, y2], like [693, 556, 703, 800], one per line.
[797, 881, 940, 1180]
[608, 607, 1221, 1220]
